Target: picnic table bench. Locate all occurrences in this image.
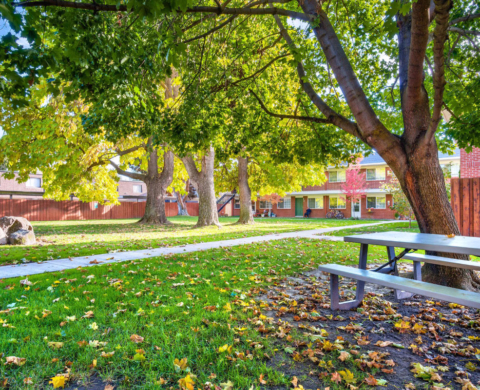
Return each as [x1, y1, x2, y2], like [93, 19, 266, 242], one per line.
[318, 232, 480, 310]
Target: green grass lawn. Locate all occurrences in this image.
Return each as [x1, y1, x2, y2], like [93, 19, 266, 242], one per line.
[0, 217, 379, 265]
[0, 238, 391, 390]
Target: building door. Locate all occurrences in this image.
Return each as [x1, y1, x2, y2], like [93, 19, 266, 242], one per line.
[295, 198, 303, 217]
[352, 198, 361, 218]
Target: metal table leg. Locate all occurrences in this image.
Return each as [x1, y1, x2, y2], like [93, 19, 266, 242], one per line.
[386, 246, 415, 300]
[330, 243, 368, 310]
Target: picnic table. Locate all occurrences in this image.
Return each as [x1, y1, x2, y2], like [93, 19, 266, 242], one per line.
[318, 231, 480, 310]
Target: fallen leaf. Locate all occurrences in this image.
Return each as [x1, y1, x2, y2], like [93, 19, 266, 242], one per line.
[48, 342, 64, 350]
[365, 375, 378, 386]
[4, 356, 26, 366]
[331, 372, 342, 384]
[49, 376, 67, 389]
[23, 377, 33, 385]
[130, 334, 144, 343]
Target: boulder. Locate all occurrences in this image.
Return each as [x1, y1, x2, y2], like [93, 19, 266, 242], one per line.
[0, 229, 6, 245]
[0, 216, 34, 236]
[8, 229, 36, 245]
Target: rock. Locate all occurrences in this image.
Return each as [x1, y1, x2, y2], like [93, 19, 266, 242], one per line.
[0, 216, 34, 236]
[8, 229, 36, 245]
[0, 229, 7, 245]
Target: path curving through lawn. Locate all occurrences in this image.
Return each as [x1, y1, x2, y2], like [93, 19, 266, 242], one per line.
[0, 221, 403, 279]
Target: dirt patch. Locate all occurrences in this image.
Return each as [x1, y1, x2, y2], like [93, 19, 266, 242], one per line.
[257, 266, 480, 389]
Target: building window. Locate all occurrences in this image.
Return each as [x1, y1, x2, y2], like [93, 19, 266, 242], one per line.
[308, 197, 323, 209]
[133, 184, 142, 193]
[329, 196, 346, 209]
[259, 200, 272, 209]
[367, 196, 386, 209]
[26, 178, 41, 188]
[329, 170, 346, 183]
[234, 199, 240, 209]
[277, 197, 291, 209]
[366, 168, 386, 181]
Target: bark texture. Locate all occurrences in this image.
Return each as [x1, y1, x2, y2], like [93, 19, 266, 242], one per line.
[291, 0, 480, 289]
[111, 147, 174, 225]
[182, 146, 220, 227]
[236, 156, 254, 224]
[138, 150, 175, 224]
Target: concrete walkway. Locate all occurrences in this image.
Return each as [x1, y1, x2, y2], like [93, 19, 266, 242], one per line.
[0, 221, 403, 279]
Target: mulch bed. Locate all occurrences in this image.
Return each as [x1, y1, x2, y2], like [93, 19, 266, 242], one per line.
[256, 266, 480, 390]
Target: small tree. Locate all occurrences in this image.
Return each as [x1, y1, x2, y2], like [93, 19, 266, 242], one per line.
[382, 176, 415, 228]
[340, 163, 367, 211]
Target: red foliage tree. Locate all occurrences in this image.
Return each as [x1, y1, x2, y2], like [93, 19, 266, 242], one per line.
[340, 163, 367, 204]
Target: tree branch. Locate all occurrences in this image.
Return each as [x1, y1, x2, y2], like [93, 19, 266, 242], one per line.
[109, 159, 145, 181]
[426, 0, 451, 143]
[14, 0, 313, 21]
[115, 145, 144, 156]
[181, 155, 200, 183]
[272, 14, 362, 140]
[232, 54, 290, 85]
[448, 26, 480, 36]
[407, 0, 431, 100]
[449, 13, 480, 26]
[249, 89, 329, 124]
[183, 15, 238, 44]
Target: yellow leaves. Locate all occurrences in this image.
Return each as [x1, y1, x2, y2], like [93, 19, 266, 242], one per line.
[49, 376, 67, 389]
[413, 323, 427, 334]
[322, 340, 335, 351]
[218, 344, 233, 354]
[411, 363, 442, 382]
[223, 302, 232, 312]
[178, 374, 195, 390]
[100, 351, 115, 358]
[48, 342, 64, 350]
[4, 356, 26, 366]
[89, 322, 99, 330]
[292, 352, 303, 362]
[339, 369, 356, 384]
[130, 334, 144, 343]
[465, 362, 477, 371]
[449, 303, 464, 309]
[174, 358, 188, 371]
[394, 320, 411, 333]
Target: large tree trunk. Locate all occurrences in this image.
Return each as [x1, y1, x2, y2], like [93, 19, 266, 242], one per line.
[138, 150, 175, 225]
[389, 141, 480, 289]
[236, 156, 254, 224]
[182, 146, 220, 227]
[288, 0, 479, 290]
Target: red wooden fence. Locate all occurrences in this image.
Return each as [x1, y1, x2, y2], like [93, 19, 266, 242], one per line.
[451, 178, 480, 237]
[0, 199, 199, 222]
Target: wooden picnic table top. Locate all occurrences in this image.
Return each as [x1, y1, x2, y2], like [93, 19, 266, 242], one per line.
[344, 231, 480, 257]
